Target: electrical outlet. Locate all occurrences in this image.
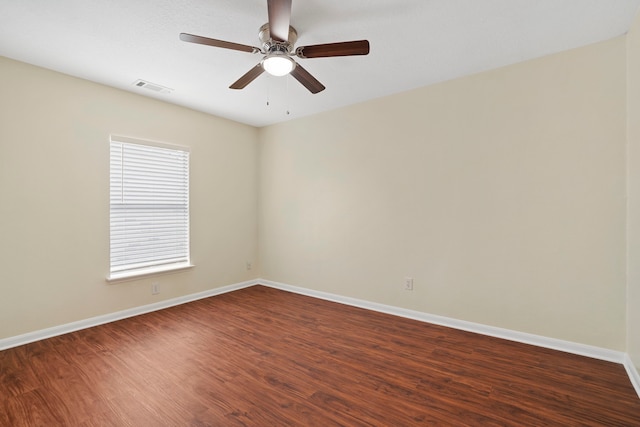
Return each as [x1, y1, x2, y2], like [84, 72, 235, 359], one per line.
[404, 277, 414, 291]
[151, 282, 160, 295]
[246, 261, 252, 271]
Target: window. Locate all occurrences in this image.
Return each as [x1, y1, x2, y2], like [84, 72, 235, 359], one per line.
[109, 136, 191, 280]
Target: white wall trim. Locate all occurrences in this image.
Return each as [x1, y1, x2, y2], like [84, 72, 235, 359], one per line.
[259, 279, 627, 365]
[0, 279, 259, 351]
[624, 353, 640, 397]
[261, 279, 640, 398]
[2, 278, 638, 399]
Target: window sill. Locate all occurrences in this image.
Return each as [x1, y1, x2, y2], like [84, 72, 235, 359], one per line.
[106, 263, 194, 283]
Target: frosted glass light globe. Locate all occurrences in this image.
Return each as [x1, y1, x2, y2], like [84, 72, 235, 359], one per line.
[263, 54, 295, 76]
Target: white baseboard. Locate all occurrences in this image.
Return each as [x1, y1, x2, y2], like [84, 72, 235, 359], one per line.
[0, 279, 259, 351]
[259, 280, 626, 364]
[260, 280, 640, 398]
[259, 280, 627, 365]
[624, 354, 640, 398]
[2, 277, 638, 400]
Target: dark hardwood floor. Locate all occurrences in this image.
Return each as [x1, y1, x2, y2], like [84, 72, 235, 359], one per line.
[1, 285, 639, 426]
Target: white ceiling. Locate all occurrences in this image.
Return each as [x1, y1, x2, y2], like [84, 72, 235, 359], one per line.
[1, 0, 639, 127]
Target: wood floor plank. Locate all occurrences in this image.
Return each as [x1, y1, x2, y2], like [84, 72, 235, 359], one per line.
[1, 285, 639, 426]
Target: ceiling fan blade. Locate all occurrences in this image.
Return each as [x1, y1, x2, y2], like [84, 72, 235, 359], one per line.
[229, 64, 265, 89]
[296, 40, 370, 59]
[267, 0, 292, 42]
[290, 63, 325, 94]
[180, 33, 260, 54]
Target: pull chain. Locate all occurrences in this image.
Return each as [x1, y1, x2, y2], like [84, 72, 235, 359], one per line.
[266, 75, 271, 107]
[286, 75, 290, 116]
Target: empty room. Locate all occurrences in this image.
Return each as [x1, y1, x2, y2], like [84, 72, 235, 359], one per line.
[2, 0, 640, 425]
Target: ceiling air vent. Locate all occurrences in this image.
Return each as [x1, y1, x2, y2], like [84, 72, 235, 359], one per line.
[132, 79, 172, 94]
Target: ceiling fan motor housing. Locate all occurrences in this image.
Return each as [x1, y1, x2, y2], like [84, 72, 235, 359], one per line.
[258, 23, 297, 53]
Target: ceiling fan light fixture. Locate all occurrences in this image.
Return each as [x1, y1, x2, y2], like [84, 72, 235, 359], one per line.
[180, 1, 369, 93]
[262, 53, 295, 76]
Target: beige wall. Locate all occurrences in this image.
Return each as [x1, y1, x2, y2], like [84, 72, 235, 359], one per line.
[628, 11, 640, 369]
[0, 29, 634, 354]
[259, 37, 627, 350]
[0, 56, 260, 339]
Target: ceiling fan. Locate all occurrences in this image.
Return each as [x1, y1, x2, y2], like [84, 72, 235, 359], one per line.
[180, 0, 370, 94]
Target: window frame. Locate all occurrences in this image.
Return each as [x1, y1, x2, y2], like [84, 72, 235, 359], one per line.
[107, 135, 193, 282]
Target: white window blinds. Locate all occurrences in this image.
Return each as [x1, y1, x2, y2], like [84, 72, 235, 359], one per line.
[110, 138, 190, 278]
